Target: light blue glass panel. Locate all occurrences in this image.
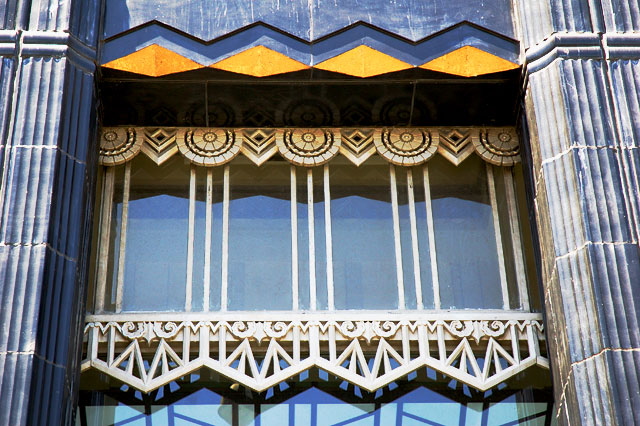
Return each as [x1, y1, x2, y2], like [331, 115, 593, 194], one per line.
[99, 166, 125, 313]
[228, 163, 292, 311]
[80, 385, 555, 425]
[313, 182, 328, 310]
[122, 156, 189, 311]
[192, 168, 205, 312]
[430, 156, 503, 309]
[297, 169, 310, 310]
[331, 163, 398, 310]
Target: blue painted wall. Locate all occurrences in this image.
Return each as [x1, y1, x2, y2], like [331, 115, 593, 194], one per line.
[104, 0, 515, 41]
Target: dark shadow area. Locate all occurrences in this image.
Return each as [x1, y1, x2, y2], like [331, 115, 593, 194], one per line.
[99, 67, 521, 127]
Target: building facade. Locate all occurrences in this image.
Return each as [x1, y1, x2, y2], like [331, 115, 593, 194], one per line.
[0, 0, 639, 424]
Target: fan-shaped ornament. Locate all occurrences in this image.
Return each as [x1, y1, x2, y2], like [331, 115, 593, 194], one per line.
[99, 128, 142, 166]
[276, 128, 340, 166]
[472, 128, 520, 166]
[374, 128, 439, 166]
[176, 128, 241, 166]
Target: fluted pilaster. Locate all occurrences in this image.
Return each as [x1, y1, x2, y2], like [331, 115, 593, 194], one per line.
[515, 0, 640, 424]
[0, 1, 104, 425]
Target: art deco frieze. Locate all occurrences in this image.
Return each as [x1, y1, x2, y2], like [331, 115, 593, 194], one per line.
[99, 127, 520, 167]
[82, 314, 547, 394]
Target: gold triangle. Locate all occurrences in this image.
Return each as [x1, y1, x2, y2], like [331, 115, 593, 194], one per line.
[102, 44, 203, 77]
[315, 45, 412, 78]
[420, 46, 519, 77]
[210, 46, 309, 77]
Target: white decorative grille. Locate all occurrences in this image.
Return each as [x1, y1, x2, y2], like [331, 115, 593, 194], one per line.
[82, 313, 548, 393]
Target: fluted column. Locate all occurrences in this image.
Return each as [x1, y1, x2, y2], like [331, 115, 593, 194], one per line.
[514, 0, 640, 424]
[0, 1, 104, 424]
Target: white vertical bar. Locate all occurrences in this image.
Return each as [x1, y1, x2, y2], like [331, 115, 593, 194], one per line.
[115, 161, 131, 313]
[185, 166, 196, 311]
[221, 165, 230, 311]
[390, 165, 406, 309]
[423, 166, 440, 309]
[95, 167, 115, 312]
[291, 166, 299, 310]
[307, 169, 317, 311]
[407, 169, 423, 309]
[203, 169, 213, 311]
[324, 165, 335, 310]
[504, 168, 530, 310]
[486, 164, 510, 309]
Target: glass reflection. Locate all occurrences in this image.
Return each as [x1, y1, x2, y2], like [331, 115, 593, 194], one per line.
[122, 156, 189, 311]
[429, 156, 503, 309]
[330, 163, 398, 310]
[79, 382, 555, 426]
[228, 163, 292, 310]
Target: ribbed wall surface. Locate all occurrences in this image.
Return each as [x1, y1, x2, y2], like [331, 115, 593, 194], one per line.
[0, 1, 104, 425]
[517, 0, 640, 424]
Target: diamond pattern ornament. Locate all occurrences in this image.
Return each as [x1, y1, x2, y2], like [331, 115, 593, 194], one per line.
[239, 128, 278, 165]
[339, 128, 376, 166]
[141, 128, 179, 165]
[437, 128, 475, 166]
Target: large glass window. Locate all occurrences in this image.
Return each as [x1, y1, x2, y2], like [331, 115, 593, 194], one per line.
[90, 154, 535, 313]
[78, 379, 555, 426]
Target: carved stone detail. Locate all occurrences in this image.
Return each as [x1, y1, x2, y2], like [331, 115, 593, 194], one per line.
[82, 314, 547, 394]
[140, 128, 179, 165]
[339, 128, 376, 166]
[99, 128, 142, 165]
[176, 128, 241, 166]
[239, 128, 278, 166]
[473, 128, 520, 166]
[277, 128, 340, 166]
[99, 127, 519, 167]
[374, 128, 439, 165]
[438, 129, 475, 166]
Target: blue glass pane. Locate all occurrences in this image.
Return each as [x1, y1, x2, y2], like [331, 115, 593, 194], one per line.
[122, 157, 189, 311]
[80, 385, 554, 426]
[430, 156, 502, 309]
[228, 164, 292, 310]
[123, 193, 189, 311]
[331, 164, 398, 310]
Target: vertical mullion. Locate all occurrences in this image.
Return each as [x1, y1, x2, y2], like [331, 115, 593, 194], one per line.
[503, 168, 530, 310]
[486, 164, 510, 309]
[221, 164, 230, 311]
[423, 165, 440, 309]
[308, 168, 317, 311]
[95, 167, 115, 312]
[115, 161, 131, 313]
[390, 165, 406, 309]
[324, 165, 335, 310]
[406, 169, 423, 309]
[291, 166, 299, 310]
[185, 166, 196, 311]
[203, 169, 213, 311]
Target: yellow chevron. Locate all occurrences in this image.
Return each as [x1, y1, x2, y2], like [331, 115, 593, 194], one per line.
[102, 44, 203, 77]
[210, 45, 309, 77]
[315, 45, 412, 77]
[420, 46, 518, 77]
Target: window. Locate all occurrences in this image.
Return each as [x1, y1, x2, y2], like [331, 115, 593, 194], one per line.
[90, 132, 536, 313]
[83, 126, 547, 402]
